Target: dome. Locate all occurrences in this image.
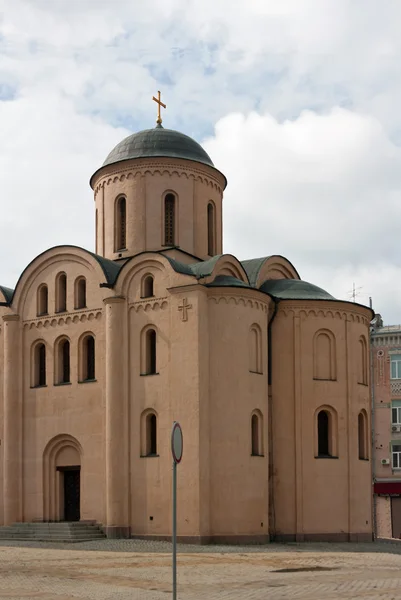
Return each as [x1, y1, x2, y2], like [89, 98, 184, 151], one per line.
[260, 279, 335, 301]
[102, 126, 214, 169]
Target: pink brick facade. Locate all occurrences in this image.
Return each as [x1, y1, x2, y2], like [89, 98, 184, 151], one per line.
[0, 120, 374, 543]
[372, 319, 401, 538]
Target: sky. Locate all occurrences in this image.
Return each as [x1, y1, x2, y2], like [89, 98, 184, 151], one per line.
[1, 0, 401, 321]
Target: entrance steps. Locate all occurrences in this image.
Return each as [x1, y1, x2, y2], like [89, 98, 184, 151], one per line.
[0, 521, 106, 542]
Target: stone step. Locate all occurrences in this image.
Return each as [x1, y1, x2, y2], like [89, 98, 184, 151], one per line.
[10, 524, 101, 528]
[0, 537, 103, 543]
[0, 527, 103, 535]
[0, 532, 105, 541]
[10, 523, 100, 529]
[0, 521, 106, 542]
[0, 529, 104, 537]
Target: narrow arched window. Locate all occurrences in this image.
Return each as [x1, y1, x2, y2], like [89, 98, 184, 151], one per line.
[142, 275, 154, 298]
[164, 193, 175, 245]
[56, 338, 70, 384]
[80, 334, 95, 381]
[74, 277, 86, 309]
[317, 410, 330, 456]
[33, 343, 46, 387]
[145, 329, 157, 375]
[207, 202, 216, 256]
[251, 414, 259, 455]
[115, 196, 127, 251]
[358, 411, 368, 460]
[55, 272, 67, 313]
[141, 410, 158, 457]
[358, 336, 368, 385]
[37, 284, 48, 316]
[249, 324, 263, 374]
[147, 413, 157, 455]
[251, 410, 263, 456]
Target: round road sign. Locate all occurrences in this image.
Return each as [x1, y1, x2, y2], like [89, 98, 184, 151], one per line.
[171, 422, 183, 464]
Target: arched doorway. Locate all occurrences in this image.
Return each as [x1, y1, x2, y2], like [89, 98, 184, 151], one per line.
[43, 434, 82, 522]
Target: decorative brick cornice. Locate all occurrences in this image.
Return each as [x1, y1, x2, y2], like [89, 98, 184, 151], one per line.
[93, 161, 223, 197]
[129, 297, 168, 313]
[2, 314, 20, 322]
[103, 296, 125, 305]
[277, 304, 370, 326]
[23, 309, 102, 330]
[208, 295, 268, 312]
[372, 335, 401, 348]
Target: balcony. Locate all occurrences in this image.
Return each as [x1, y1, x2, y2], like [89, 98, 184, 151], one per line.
[391, 381, 401, 396]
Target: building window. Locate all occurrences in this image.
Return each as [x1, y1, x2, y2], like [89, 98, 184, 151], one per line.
[144, 329, 157, 375]
[358, 335, 368, 385]
[391, 355, 401, 380]
[318, 411, 330, 456]
[142, 274, 154, 298]
[313, 329, 336, 380]
[207, 202, 216, 256]
[74, 277, 86, 309]
[141, 410, 158, 456]
[393, 406, 401, 425]
[33, 342, 46, 387]
[55, 338, 70, 384]
[251, 410, 263, 456]
[80, 334, 95, 381]
[392, 445, 401, 469]
[164, 193, 175, 245]
[249, 324, 263, 374]
[358, 410, 368, 460]
[37, 284, 48, 316]
[147, 413, 157, 455]
[115, 196, 127, 251]
[55, 272, 67, 313]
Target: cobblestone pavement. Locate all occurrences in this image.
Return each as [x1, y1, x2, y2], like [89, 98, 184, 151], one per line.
[2, 541, 401, 599]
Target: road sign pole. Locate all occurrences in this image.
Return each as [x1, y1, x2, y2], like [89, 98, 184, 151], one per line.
[172, 459, 177, 600]
[171, 421, 183, 600]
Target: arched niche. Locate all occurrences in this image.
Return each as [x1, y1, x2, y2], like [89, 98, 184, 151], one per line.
[313, 329, 337, 381]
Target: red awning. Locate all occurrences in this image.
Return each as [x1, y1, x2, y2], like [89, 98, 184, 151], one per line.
[374, 482, 401, 495]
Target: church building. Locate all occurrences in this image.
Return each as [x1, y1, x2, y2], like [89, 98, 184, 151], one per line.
[0, 95, 373, 543]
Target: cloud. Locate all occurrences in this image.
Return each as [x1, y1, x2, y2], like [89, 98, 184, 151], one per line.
[1, 1, 401, 321]
[204, 108, 401, 318]
[0, 91, 128, 287]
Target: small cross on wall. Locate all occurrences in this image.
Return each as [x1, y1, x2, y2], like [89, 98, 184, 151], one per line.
[178, 298, 192, 322]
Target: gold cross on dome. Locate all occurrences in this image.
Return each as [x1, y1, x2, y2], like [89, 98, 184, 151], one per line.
[152, 90, 166, 125]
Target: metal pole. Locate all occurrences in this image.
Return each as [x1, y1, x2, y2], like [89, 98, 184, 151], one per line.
[172, 460, 177, 600]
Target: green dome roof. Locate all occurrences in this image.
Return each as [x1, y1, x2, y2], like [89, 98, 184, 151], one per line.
[102, 126, 214, 169]
[260, 279, 335, 301]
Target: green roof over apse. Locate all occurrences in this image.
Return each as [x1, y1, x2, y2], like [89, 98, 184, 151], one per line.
[260, 278, 335, 301]
[206, 275, 252, 289]
[0, 285, 14, 304]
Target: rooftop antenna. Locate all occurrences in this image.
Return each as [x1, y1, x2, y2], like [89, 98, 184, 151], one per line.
[348, 282, 363, 303]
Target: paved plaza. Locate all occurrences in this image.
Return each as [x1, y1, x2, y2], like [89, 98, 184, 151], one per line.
[1, 540, 401, 599]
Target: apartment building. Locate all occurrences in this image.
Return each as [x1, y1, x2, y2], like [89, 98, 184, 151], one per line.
[371, 316, 401, 538]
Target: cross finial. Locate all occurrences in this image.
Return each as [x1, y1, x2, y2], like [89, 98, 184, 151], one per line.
[152, 90, 166, 126]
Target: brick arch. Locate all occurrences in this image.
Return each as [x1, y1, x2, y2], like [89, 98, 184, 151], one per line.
[43, 434, 83, 522]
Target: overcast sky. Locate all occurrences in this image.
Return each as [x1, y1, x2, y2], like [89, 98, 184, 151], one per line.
[1, 1, 400, 321]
